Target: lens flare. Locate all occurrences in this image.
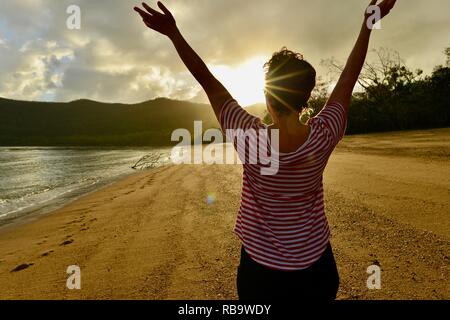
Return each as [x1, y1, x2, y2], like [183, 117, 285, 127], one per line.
[206, 192, 216, 205]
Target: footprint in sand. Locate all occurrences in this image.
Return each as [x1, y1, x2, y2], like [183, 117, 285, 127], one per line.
[59, 239, 74, 246]
[40, 250, 54, 257]
[66, 218, 85, 226]
[11, 263, 34, 272]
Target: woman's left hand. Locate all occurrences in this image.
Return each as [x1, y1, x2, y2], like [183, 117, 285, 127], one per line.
[134, 1, 178, 38]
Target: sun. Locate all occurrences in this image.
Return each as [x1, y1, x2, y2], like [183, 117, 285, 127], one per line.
[210, 56, 267, 106]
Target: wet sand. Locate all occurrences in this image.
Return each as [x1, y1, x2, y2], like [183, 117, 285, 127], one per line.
[0, 128, 448, 299]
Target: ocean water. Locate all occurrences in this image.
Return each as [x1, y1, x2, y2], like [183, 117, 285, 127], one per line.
[0, 147, 171, 226]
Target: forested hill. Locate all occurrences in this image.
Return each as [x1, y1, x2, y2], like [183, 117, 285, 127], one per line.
[0, 98, 223, 146]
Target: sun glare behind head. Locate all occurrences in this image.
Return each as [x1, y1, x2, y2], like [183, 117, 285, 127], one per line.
[210, 56, 266, 106]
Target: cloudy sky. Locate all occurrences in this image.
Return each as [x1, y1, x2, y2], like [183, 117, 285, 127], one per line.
[0, 0, 449, 106]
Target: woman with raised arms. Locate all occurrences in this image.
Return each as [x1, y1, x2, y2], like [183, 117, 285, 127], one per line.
[134, 0, 396, 300]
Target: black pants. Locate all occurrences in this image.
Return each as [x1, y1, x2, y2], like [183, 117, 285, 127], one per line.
[237, 243, 339, 300]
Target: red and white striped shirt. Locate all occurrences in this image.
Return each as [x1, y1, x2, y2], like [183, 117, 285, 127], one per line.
[220, 99, 347, 270]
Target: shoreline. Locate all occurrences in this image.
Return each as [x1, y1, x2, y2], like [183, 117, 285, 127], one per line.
[0, 128, 448, 299]
[0, 168, 148, 235]
[0, 145, 172, 232]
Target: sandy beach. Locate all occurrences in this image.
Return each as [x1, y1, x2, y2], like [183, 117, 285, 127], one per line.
[0, 128, 449, 300]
